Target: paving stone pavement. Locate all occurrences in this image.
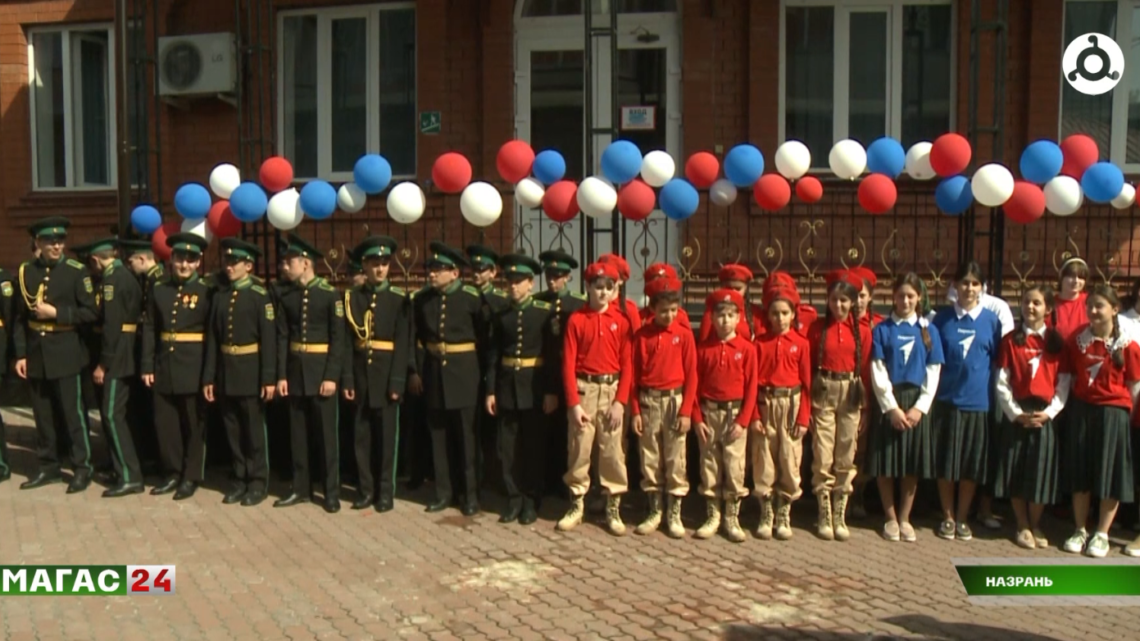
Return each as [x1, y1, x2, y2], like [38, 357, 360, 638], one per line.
[0, 408, 1136, 641]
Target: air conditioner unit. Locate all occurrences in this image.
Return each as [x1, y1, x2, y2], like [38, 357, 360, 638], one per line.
[157, 32, 237, 97]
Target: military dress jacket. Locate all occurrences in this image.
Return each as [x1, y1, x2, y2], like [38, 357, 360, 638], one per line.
[342, 281, 411, 409]
[275, 276, 345, 396]
[533, 287, 587, 401]
[99, 260, 143, 379]
[13, 256, 99, 380]
[0, 268, 15, 370]
[485, 296, 557, 411]
[203, 276, 277, 397]
[143, 272, 212, 396]
[411, 280, 485, 410]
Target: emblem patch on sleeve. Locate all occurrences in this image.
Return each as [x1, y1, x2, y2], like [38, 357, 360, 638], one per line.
[1, 282, 12, 297]
[103, 285, 114, 302]
[335, 301, 345, 318]
[83, 277, 93, 294]
[265, 304, 275, 320]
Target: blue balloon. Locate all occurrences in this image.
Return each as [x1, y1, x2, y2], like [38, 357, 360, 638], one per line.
[935, 176, 973, 215]
[659, 179, 699, 221]
[1081, 161, 1125, 203]
[300, 181, 338, 220]
[174, 183, 212, 219]
[1019, 140, 1064, 184]
[353, 154, 392, 195]
[131, 205, 162, 234]
[866, 137, 906, 179]
[532, 150, 566, 185]
[229, 182, 269, 222]
[724, 144, 764, 187]
[600, 140, 643, 184]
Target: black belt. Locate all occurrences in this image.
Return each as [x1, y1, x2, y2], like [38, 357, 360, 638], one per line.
[701, 399, 742, 411]
[818, 370, 856, 381]
[761, 384, 801, 398]
[641, 386, 683, 398]
[577, 373, 619, 384]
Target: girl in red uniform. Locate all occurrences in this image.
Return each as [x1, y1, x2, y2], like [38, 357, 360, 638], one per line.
[807, 270, 872, 541]
[849, 266, 882, 519]
[993, 285, 1070, 550]
[750, 283, 812, 540]
[1051, 258, 1090, 340]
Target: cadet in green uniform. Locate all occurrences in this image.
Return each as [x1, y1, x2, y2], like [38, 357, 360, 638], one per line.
[88, 238, 145, 497]
[274, 234, 346, 513]
[14, 217, 100, 493]
[72, 242, 102, 451]
[412, 242, 486, 515]
[142, 232, 212, 500]
[203, 238, 277, 507]
[533, 250, 586, 498]
[0, 266, 15, 483]
[342, 236, 411, 512]
[121, 239, 162, 474]
[467, 244, 509, 493]
[485, 254, 557, 524]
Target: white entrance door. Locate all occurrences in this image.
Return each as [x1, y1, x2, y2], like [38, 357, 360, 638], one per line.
[514, 3, 681, 303]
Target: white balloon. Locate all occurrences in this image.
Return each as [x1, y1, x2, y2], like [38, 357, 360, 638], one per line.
[515, 177, 545, 209]
[209, 163, 241, 199]
[905, 142, 936, 180]
[1112, 183, 1136, 209]
[828, 139, 867, 180]
[386, 182, 426, 224]
[1044, 176, 1084, 216]
[709, 179, 738, 206]
[460, 182, 503, 228]
[181, 217, 213, 241]
[337, 183, 367, 214]
[266, 188, 304, 230]
[577, 176, 618, 218]
[971, 163, 1015, 208]
[640, 150, 676, 188]
[774, 140, 811, 180]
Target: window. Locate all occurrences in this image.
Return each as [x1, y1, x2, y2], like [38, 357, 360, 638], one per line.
[1060, 1, 1140, 169]
[279, 4, 416, 180]
[520, 0, 676, 17]
[781, 0, 954, 168]
[28, 25, 117, 190]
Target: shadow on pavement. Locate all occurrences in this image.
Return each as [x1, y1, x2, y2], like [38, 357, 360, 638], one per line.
[721, 614, 1070, 641]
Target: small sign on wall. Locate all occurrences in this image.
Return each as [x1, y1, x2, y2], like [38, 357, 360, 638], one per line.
[620, 106, 656, 131]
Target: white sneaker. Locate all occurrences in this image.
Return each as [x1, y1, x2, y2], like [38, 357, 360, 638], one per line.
[1084, 532, 1110, 558]
[1062, 528, 1089, 554]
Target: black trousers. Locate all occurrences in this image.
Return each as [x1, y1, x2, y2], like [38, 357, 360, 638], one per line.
[402, 393, 432, 483]
[154, 393, 206, 482]
[0, 408, 10, 475]
[29, 375, 91, 475]
[355, 402, 399, 500]
[288, 395, 339, 498]
[545, 404, 570, 499]
[499, 408, 546, 504]
[428, 407, 477, 505]
[100, 377, 142, 485]
[222, 395, 268, 492]
[128, 377, 159, 469]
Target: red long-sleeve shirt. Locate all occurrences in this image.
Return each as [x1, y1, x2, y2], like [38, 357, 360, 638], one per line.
[618, 298, 642, 333]
[1050, 293, 1089, 341]
[1064, 330, 1140, 410]
[807, 316, 873, 407]
[699, 304, 763, 341]
[562, 304, 633, 406]
[710, 303, 818, 342]
[630, 319, 698, 417]
[753, 329, 813, 427]
[639, 305, 692, 331]
[691, 334, 758, 428]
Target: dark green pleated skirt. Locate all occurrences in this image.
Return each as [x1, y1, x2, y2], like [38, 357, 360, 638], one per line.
[866, 385, 936, 479]
[1062, 398, 1135, 502]
[933, 401, 989, 483]
[992, 398, 1059, 505]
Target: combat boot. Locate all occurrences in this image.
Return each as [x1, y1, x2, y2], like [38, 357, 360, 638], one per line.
[694, 498, 722, 539]
[816, 491, 834, 540]
[723, 499, 746, 543]
[832, 491, 850, 542]
[556, 496, 584, 531]
[634, 492, 662, 535]
[665, 495, 685, 539]
[775, 497, 794, 540]
[605, 495, 626, 536]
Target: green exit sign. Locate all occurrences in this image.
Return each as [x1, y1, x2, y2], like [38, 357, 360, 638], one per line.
[420, 111, 441, 134]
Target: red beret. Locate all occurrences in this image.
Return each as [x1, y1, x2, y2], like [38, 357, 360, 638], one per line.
[763, 284, 801, 309]
[585, 261, 619, 282]
[706, 288, 745, 314]
[765, 270, 798, 291]
[849, 266, 877, 289]
[718, 263, 754, 284]
[644, 262, 679, 282]
[598, 253, 630, 281]
[825, 269, 864, 292]
[645, 276, 681, 299]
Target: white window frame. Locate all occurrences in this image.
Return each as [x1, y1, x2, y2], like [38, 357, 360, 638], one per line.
[778, 0, 957, 169]
[27, 23, 118, 192]
[1059, 0, 1140, 173]
[276, 2, 417, 183]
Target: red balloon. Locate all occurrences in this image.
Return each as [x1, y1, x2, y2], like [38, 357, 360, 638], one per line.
[858, 173, 898, 215]
[432, 152, 473, 194]
[754, 174, 791, 211]
[795, 176, 824, 203]
[1060, 134, 1099, 179]
[1003, 180, 1046, 225]
[207, 200, 242, 239]
[496, 140, 535, 184]
[617, 179, 656, 221]
[930, 133, 972, 177]
[542, 180, 579, 223]
[685, 152, 720, 189]
[259, 156, 294, 193]
[151, 220, 180, 262]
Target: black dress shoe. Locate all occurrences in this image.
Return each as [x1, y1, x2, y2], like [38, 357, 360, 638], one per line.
[241, 490, 267, 507]
[20, 472, 62, 490]
[223, 484, 248, 505]
[461, 502, 479, 517]
[425, 498, 450, 513]
[150, 477, 179, 495]
[324, 497, 341, 514]
[173, 481, 197, 501]
[67, 472, 92, 494]
[499, 501, 522, 524]
[375, 495, 394, 513]
[519, 500, 539, 525]
[102, 482, 145, 498]
[273, 493, 310, 508]
[351, 494, 374, 510]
